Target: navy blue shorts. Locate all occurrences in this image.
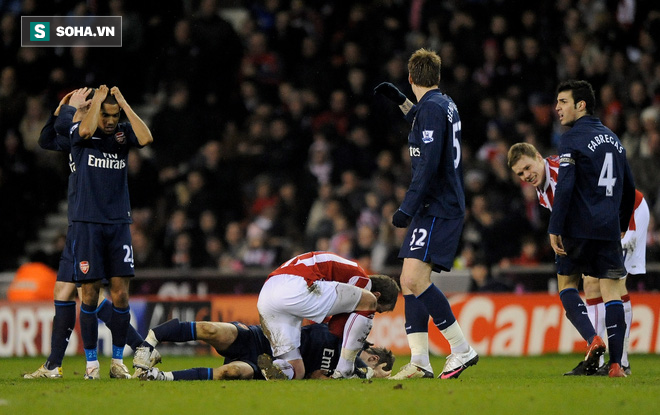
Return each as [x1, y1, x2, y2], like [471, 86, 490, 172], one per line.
[555, 237, 626, 279]
[70, 222, 135, 283]
[222, 322, 271, 379]
[398, 215, 463, 272]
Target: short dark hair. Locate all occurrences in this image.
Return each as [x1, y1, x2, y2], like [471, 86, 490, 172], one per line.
[103, 93, 118, 106]
[556, 80, 595, 115]
[368, 274, 400, 311]
[408, 48, 441, 88]
[364, 346, 395, 371]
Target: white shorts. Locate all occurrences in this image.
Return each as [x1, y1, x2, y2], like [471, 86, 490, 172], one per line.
[257, 274, 362, 357]
[622, 197, 649, 275]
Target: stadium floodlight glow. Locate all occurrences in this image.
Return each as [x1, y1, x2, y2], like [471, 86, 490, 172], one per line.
[21, 16, 122, 47]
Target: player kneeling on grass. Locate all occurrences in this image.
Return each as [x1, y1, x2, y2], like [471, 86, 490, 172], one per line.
[254, 251, 400, 380]
[133, 319, 394, 380]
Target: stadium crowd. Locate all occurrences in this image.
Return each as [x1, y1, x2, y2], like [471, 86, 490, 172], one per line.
[1, 0, 659, 292]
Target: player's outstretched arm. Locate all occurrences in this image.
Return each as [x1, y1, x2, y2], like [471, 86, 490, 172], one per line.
[79, 84, 108, 139]
[111, 86, 153, 146]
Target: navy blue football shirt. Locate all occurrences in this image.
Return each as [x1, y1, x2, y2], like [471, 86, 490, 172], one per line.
[69, 121, 142, 223]
[549, 116, 635, 240]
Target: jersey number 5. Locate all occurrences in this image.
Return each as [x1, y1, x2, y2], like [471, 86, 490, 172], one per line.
[453, 121, 461, 169]
[598, 152, 616, 197]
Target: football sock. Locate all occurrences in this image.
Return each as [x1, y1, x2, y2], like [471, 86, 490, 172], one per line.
[335, 313, 373, 377]
[126, 324, 144, 351]
[106, 305, 130, 359]
[605, 301, 626, 365]
[403, 294, 429, 334]
[142, 330, 158, 350]
[96, 298, 143, 350]
[80, 302, 98, 359]
[559, 288, 596, 343]
[622, 295, 632, 367]
[586, 297, 606, 366]
[440, 321, 470, 354]
[172, 368, 209, 381]
[403, 294, 431, 367]
[407, 332, 431, 368]
[417, 284, 456, 331]
[96, 298, 112, 322]
[46, 300, 76, 370]
[151, 318, 196, 344]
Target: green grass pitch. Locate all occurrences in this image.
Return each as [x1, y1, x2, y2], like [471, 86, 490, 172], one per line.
[2, 354, 659, 415]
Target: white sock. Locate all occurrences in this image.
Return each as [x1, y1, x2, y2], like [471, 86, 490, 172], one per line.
[145, 329, 159, 348]
[440, 321, 469, 354]
[407, 332, 430, 368]
[272, 359, 295, 380]
[334, 313, 373, 376]
[587, 300, 607, 366]
[86, 360, 100, 369]
[111, 358, 124, 365]
[163, 371, 174, 381]
[622, 298, 632, 367]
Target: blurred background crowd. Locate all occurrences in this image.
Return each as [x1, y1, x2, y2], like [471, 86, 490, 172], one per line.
[1, 0, 659, 293]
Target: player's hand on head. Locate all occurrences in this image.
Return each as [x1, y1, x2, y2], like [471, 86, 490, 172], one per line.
[372, 363, 391, 379]
[95, 85, 109, 101]
[70, 87, 92, 109]
[111, 86, 127, 107]
[60, 90, 76, 106]
[374, 82, 407, 105]
[55, 90, 76, 115]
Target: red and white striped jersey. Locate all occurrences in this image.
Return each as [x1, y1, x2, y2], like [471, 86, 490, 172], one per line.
[537, 156, 560, 211]
[268, 251, 371, 289]
[539, 156, 644, 230]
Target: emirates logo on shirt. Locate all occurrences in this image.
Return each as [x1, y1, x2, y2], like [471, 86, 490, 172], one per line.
[79, 261, 90, 274]
[114, 131, 125, 144]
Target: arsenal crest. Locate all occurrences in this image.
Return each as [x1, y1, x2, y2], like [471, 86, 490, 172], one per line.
[115, 131, 126, 144]
[79, 261, 90, 274]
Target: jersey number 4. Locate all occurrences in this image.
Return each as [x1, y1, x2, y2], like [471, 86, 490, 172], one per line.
[598, 152, 616, 197]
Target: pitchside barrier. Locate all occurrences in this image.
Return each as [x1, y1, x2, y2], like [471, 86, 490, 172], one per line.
[2, 292, 660, 358]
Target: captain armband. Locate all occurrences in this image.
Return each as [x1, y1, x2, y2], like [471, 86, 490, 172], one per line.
[559, 153, 574, 166]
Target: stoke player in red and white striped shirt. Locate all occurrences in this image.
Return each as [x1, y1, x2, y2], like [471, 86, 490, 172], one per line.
[257, 251, 399, 380]
[508, 143, 647, 375]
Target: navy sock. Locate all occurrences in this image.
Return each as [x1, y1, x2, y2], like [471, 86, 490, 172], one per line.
[126, 324, 144, 350]
[417, 284, 456, 331]
[46, 301, 76, 369]
[96, 298, 112, 323]
[605, 301, 626, 365]
[559, 288, 596, 343]
[106, 305, 130, 352]
[95, 298, 143, 350]
[151, 319, 197, 344]
[80, 302, 99, 356]
[172, 367, 213, 381]
[403, 294, 429, 334]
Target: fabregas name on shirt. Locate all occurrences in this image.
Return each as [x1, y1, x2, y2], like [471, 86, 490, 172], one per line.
[587, 133, 623, 153]
[87, 152, 126, 169]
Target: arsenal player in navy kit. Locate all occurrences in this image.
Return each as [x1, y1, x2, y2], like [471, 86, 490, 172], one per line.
[374, 48, 477, 380]
[549, 80, 635, 378]
[69, 85, 153, 379]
